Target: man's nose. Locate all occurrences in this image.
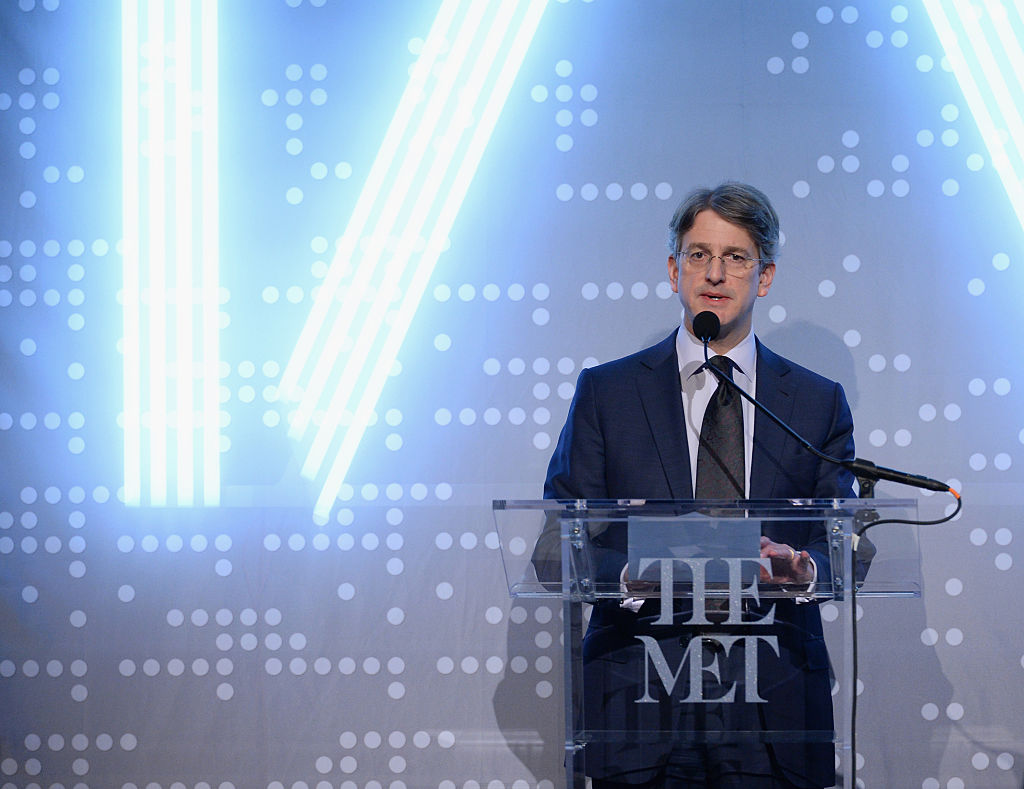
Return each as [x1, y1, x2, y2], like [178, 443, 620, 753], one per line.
[705, 255, 727, 282]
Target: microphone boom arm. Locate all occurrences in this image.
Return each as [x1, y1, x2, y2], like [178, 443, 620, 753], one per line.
[700, 345, 953, 497]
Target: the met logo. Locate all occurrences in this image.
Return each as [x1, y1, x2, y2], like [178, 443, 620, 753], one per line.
[633, 556, 779, 704]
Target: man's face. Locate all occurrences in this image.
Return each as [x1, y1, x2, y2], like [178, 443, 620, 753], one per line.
[668, 209, 776, 352]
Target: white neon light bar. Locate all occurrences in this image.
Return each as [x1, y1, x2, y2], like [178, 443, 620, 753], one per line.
[923, 0, 1024, 230]
[315, 0, 548, 520]
[175, 0, 195, 506]
[277, 0, 547, 521]
[279, 0, 463, 426]
[301, 1, 492, 476]
[147, 0, 168, 505]
[121, 0, 142, 505]
[200, 3, 221, 506]
[122, 0, 220, 506]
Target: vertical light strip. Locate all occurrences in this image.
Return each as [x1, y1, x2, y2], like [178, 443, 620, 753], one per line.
[121, 1, 142, 506]
[122, 0, 220, 506]
[923, 0, 1024, 230]
[175, 0, 195, 506]
[286, 0, 548, 521]
[200, 1, 221, 506]
[148, 0, 169, 506]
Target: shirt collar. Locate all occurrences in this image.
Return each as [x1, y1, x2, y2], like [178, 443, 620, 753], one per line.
[676, 322, 757, 383]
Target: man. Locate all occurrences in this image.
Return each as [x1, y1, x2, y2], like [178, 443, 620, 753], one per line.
[543, 182, 855, 788]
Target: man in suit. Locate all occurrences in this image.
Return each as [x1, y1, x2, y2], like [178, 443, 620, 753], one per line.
[543, 182, 855, 788]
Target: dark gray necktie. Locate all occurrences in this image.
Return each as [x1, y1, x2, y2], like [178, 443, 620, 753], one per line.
[695, 355, 745, 499]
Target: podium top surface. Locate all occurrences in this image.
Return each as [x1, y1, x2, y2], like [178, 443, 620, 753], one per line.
[492, 497, 922, 599]
[493, 497, 916, 519]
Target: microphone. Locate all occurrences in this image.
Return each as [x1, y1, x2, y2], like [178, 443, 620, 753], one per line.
[841, 458, 950, 493]
[690, 310, 952, 496]
[692, 310, 720, 344]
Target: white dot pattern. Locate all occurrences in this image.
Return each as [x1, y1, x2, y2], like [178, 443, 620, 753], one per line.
[0, 5, 1020, 788]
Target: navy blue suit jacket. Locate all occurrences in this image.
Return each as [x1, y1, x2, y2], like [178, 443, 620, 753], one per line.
[543, 330, 855, 786]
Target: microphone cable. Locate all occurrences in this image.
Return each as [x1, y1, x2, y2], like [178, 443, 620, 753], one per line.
[693, 310, 963, 787]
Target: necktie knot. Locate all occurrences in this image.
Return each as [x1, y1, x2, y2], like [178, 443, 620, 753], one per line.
[706, 355, 736, 407]
[707, 354, 735, 381]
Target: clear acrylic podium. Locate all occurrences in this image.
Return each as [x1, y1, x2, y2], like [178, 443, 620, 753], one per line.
[492, 498, 919, 789]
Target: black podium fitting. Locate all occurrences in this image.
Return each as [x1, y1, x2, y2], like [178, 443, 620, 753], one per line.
[494, 498, 919, 789]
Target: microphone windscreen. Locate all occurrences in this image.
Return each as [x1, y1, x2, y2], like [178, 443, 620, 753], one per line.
[692, 311, 721, 342]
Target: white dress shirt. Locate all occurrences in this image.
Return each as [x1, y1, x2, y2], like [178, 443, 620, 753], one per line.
[675, 324, 758, 495]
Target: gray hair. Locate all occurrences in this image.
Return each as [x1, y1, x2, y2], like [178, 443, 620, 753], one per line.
[667, 181, 780, 264]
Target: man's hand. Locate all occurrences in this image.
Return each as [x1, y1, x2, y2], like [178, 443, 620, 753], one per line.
[759, 536, 813, 584]
[621, 564, 659, 597]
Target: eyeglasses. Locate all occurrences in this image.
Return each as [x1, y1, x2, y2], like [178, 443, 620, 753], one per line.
[676, 248, 771, 275]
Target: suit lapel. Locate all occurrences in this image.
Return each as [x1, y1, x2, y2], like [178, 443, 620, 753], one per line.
[750, 340, 796, 499]
[636, 331, 694, 499]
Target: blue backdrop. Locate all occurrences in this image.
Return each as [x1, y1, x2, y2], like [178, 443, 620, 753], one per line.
[1, 2, 1022, 787]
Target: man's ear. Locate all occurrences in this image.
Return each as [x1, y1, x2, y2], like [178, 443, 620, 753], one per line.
[757, 261, 776, 297]
[667, 256, 680, 293]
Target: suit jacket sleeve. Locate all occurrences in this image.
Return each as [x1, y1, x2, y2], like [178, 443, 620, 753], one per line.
[811, 379, 856, 499]
[534, 368, 628, 584]
[786, 378, 856, 586]
[544, 367, 607, 500]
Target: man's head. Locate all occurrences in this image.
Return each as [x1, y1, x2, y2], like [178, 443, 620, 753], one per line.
[667, 182, 779, 352]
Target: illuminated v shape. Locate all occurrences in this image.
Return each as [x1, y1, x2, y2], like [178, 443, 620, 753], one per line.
[281, 0, 548, 522]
